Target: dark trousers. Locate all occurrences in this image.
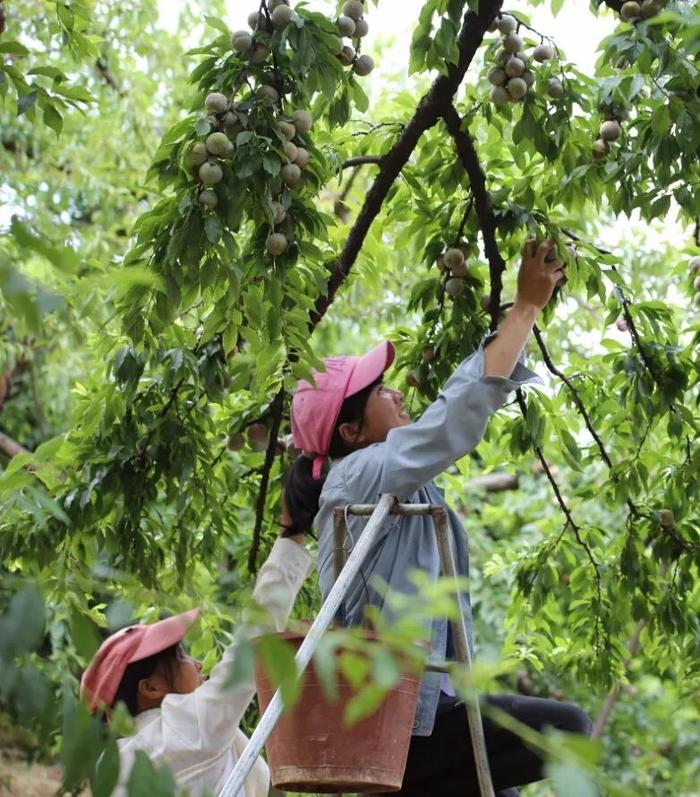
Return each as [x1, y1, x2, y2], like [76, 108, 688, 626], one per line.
[394, 694, 592, 797]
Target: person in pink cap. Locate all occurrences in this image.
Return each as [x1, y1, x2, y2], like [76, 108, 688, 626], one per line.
[81, 505, 311, 797]
[285, 241, 591, 797]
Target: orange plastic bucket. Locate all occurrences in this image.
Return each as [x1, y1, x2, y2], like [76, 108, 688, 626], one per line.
[254, 629, 421, 793]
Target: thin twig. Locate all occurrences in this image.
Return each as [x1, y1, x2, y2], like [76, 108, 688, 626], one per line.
[532, 326, 613, 469]
[341, 155, 384, 169]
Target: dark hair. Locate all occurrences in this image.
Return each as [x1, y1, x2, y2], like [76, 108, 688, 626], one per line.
[284, 376, 381, 536]
[112, 642, 180, 716]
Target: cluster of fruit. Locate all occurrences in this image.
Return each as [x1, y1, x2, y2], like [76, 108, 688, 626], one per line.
[190, 2, 322, 258]
[592, 117, 623, 161]
[690, 256, 700, 308]
[336, 0, 374, 76]
[486, 14, 563, 105]
[619, 0, 667, 21]
[435, 242, 475, 298]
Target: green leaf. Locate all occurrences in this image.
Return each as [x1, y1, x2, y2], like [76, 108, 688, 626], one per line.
[17, 90, 38, 115]
[43, 102, 63, 135]
[0, 41, 31, 56]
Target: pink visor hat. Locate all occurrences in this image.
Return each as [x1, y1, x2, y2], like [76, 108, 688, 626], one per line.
[291, 340, 395, 479]
[80, 608, 200, 714]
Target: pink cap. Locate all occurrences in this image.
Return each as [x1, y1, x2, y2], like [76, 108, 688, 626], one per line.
[80, 608, 200, 714]
[291, 341, 395, 479]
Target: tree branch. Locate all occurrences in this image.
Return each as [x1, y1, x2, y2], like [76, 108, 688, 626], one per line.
[0, 431, 29, 458]
[341, 155, 384, 169]
[441, 102, 507, 332]
[532, 326, 614, 469]
[248, 388, 285, 574]
[309, 0, 503, 330]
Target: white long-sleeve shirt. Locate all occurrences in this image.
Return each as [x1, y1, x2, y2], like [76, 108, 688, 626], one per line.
[115, 538, 313, 796]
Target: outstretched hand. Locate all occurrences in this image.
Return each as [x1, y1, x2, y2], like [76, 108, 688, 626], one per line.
[515, 239, 566, 313]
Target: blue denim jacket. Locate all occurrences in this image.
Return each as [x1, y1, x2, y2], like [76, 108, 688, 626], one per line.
[315, 341, 540, 736]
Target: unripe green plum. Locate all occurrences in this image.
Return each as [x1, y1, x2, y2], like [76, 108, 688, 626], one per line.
[694, 292, 700, 307]
[533, 43, 554, 62]
[266, 232, 289, 256]
[338, 44, 355, 65]
[190, 142, 208, 165]
[271, 4, 294, 27]
[450, 260, 468, 278]
[257, 84, 279, 103]
[422, 346, 435, 363]
[268, 0, 289, 10]
[693, 275, 700, 291]
[689, 256, 700, 273]
[290, 109, 313, 134]
[337, 15, 356, 36]
[353, 54, 374, 76]
[599, 120, 622, 141]
[444, 248, 465, 271]
[199, 161, 224, 184]
[502, 32, 523, 53]
[547, 78, 565, 98]
[342, 0, 364, 21]
[488, 67, 507, 86]
[270, 201, 287, 225]
[491, 85, 509, 105]
[497, 14, 517, 34]
[249, 43, 270, 64]
[294, 147, 310, 168]
[282, 163, 302, 187]
[247, 422, 268, 451]
[506, 76, 528, 100]
[522, 70, 535, 88]
[621, 1, 641, 19]
[406, 369, 422, 388]
[505, 56, 525, 78]
[445, 278, 465, 298]
[222, 111, 240, 131]
[279, 120, 296, 140]
[205, 92, 228, 113]
[354, 18, 369, 37]
[592, 138, 610, 160]
[206, 131, 231, 156]
[199, 189, 218, 210]
[231, 30, 253, 52]
[284, 140, 298, 162]
[227, 433, 245, 451]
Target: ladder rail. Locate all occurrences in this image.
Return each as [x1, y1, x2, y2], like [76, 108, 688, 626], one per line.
[432, 507, 496, 797]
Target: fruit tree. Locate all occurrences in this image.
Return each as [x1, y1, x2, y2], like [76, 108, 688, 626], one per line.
[1, 0, 699, 794]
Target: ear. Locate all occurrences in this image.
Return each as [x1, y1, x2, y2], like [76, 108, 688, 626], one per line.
[337, 420, 361, 447]
[137, 674, 168, 703]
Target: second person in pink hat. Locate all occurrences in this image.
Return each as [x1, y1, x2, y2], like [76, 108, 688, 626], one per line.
[285, 241, 591, 797]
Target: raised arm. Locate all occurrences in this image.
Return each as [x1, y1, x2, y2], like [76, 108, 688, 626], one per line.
[375, 240, 564, 500]
[159, 528, 312, 749]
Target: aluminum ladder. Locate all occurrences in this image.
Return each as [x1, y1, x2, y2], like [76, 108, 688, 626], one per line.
[219, 494, 495, 797]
